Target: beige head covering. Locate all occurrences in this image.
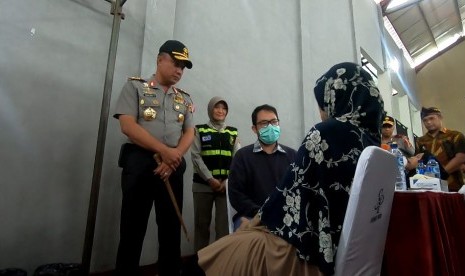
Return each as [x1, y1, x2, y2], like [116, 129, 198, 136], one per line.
[207, 96, 228, 124]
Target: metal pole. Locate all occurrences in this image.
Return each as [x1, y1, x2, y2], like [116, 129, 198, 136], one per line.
[82, 0, 124, 274]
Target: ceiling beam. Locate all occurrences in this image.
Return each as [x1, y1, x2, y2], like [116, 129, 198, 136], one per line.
[452, 0, 464, 35]
[415, 35, 465, 72]
[417, 2, 438, 51]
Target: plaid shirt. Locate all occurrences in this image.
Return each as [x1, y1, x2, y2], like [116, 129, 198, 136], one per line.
[416, 128, 465, 191]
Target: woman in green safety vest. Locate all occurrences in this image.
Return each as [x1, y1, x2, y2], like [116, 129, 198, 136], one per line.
[191, 96, 241, 252]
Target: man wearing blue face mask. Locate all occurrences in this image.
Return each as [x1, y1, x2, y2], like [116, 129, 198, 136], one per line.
[228, 104, 297, 231]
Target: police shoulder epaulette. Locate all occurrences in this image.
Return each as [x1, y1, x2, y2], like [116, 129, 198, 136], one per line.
[128, 76, 146, 82]
[174, 87, 190, 96]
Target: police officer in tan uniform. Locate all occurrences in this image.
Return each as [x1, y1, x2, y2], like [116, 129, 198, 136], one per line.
[113, 40, 194, 276]
[381, 115, 415, 156]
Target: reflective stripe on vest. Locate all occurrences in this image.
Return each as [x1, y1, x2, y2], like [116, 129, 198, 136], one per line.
[200, 149, 232, 157]
[198, 127, 238, 136]
[211, 169, 230, 176]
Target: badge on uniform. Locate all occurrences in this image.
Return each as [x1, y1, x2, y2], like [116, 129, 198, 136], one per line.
[174, 94, 184, 104]
[143, 82, 156, 96]
[143, 107, 157, 121]
[143, 92, 155, 97]
[202, 135, 212, 142]
[143, 82, 150, 94]
[188, 104, 195, 113]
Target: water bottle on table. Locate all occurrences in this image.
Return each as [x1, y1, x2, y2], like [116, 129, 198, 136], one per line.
[425, 158, 441, 179]
[416, 160, 426, 175]
[390, 142, 407, 191]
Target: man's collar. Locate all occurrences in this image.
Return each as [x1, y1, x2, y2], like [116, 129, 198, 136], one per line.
[148, 75, 173, 93]
[148, 77, 161, 89]
[427, 127, 447, 137]
[252, 140, 286, 153]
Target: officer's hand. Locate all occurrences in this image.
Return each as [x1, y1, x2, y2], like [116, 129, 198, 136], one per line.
[406, 157, 419, 171]
[402, 136, 412, 147]
[415, 153, 424, 160]
[154, 162, 172, 181]
[406, 153, 423, 171]
[160, 148, 182, 170]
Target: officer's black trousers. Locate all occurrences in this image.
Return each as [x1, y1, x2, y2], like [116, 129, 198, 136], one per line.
[115, 144, 185, 276]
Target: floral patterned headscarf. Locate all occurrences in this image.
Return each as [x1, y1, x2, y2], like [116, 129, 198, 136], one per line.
[314, 62, 384, 139]
[259, 62, 385, 276]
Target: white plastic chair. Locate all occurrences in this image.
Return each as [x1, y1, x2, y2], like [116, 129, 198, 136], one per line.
[224, 179, 237, 234]
[334, 146, 397, 276]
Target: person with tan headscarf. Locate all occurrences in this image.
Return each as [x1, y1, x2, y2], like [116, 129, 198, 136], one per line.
[191, 97, 240, 252]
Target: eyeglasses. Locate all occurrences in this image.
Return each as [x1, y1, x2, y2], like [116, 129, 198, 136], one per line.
[256, 119, 279, 128]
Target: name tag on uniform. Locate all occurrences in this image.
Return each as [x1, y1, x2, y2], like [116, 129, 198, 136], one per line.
[202, 135, 212, 142]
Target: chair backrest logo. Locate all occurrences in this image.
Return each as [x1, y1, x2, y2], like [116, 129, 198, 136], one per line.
[370, 188, 384, 223]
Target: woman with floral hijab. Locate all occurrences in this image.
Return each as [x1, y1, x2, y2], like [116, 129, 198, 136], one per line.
[198, 62, 385, 276]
